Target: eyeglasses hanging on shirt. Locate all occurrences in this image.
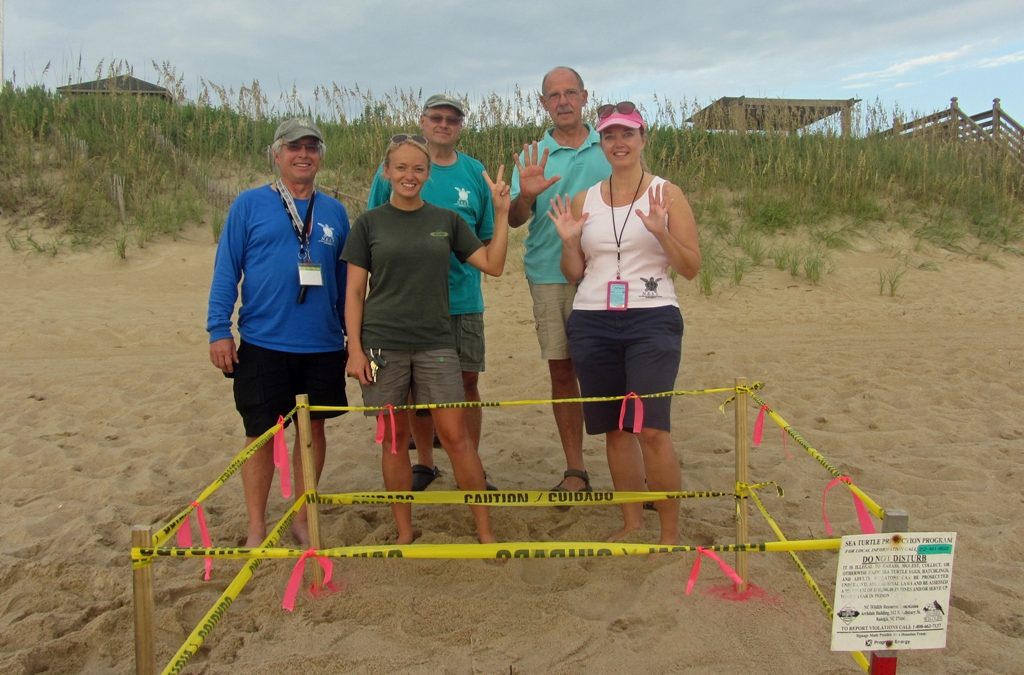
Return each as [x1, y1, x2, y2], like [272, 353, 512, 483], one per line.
[275, 178, 320, 304]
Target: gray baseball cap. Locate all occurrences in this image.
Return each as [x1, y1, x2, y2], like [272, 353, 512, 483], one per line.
[273, 118, 324, 143]
[423, 94, 466, 117]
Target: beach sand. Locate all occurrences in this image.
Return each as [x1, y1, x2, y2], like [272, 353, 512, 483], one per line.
[1, 223, 1022, 674]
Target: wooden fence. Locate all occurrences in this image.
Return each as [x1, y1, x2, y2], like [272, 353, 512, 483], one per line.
[879, 97, 1023, 168]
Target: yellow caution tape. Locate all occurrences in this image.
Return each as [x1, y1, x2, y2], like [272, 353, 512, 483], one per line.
[307, 386, 737, 415]
[160, 498, 303, 674]
[316, 489, 733, 507]
[151, 408, 297, 548]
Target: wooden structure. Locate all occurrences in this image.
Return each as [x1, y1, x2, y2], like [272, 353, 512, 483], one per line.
[687, 96, 859, 136]
[57, 75, 173, 102]
[879, 97, 1023, 167]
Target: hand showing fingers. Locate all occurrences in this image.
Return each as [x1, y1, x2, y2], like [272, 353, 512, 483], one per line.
[484, 164, 510, 213]
[636, 184, 672, 234]
[547, 194, 586, 242]
[514, 142, 560, 199]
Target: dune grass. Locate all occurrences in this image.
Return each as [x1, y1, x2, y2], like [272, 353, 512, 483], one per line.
[1, 65, 1021, 293]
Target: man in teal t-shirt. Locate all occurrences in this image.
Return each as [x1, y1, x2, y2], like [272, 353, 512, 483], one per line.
[509, 66, 611, 496]
[367, 94, 496, 490]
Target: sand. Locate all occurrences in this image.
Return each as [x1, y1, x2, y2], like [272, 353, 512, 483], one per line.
[1, 223, 1022, 674]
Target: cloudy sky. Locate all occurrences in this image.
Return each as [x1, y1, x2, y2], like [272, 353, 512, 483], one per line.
[4, 0, 1023, 130]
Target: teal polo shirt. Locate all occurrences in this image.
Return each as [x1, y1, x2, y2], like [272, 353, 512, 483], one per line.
[510, 124, 611, 284]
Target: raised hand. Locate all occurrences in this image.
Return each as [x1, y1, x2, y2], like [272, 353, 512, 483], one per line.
[635, 182, 673, 235]
[547, 194, 587, 243]
[483, 164, 510, 214]
[513, 141, 559, 200]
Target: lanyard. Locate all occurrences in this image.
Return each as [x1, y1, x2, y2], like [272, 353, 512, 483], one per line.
[276, 179, 317, 262]
[609, 171, 645, 279]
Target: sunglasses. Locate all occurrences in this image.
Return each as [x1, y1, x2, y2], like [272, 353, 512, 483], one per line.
[390, 133, 428, 145]
[424, 113, 463, 125]
[597, 101, 637, 119]
[284, 141, 322, 152]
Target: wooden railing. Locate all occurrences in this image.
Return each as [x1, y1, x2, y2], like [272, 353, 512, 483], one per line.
[878, 98, 1023, 167]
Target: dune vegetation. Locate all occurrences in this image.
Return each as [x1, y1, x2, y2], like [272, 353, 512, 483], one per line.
[1, 63, 1021, 294]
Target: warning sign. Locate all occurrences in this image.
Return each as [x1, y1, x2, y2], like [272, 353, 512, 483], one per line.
[831, 532, 956, 652]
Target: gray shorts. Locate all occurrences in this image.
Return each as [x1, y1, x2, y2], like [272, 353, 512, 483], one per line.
[527, 281, 576, 361]
[451, 313, 485, 372]
[359, 348, 464, 416]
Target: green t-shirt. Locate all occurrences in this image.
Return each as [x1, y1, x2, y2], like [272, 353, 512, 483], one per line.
[342, 202, 483, 350]
[367, 152, 494, 314]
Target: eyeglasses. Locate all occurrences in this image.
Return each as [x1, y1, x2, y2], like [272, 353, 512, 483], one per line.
[390, 133, 428, 145]
[543, 88, 582, 102]
[597, 101, 637, 119]
[284, 141, 322, 152]
[424, 113, 463, 125]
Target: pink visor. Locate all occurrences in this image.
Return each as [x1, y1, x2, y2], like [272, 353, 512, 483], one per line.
[596, 109, 645, 132]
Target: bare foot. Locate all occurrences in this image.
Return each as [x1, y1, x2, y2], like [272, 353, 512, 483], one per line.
[605, 523, 643, 543]
[244, 529, 267, 548]
[395, 529, 418, 546]
[290, 521, 311, 548]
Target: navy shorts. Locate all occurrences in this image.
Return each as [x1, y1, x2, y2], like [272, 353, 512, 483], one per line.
[567, 306, 683, 435]
[232, 341, 348, 437]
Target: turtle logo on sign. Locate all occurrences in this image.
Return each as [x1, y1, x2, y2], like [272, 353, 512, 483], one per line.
[836, 606, 860, 624]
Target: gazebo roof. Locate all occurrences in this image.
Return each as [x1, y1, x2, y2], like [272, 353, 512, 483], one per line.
[57, 75, 173, 102]
[687, 96, 859, 132]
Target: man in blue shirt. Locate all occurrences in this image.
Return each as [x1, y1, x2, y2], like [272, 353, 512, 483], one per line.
[510, 67, 611, 496]
[207, 118, 350, 546]
[367, 94, 496, 490]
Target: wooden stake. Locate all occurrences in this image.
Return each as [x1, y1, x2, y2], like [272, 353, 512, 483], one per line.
[870, 509, 909, 675]
[295, 394, 323, 587]
[131, 525, 155, 675]
[733, 377, 749, 592]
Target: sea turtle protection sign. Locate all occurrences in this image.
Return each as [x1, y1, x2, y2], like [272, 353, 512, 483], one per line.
[831, 532, 956, 651]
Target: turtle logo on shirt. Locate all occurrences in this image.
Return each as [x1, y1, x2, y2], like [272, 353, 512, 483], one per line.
[318, 223, 335, 246]
[640, 276, 662, 298]
[455, 187, 471, 208]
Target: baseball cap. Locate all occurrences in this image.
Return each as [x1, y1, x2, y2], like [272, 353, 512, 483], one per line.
[596, 109, 645, 132]
[274, 118, 324, 143]
[423, 93, 466, 117]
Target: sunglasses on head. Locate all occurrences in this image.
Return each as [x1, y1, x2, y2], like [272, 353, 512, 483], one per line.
[390, 133, 428, 145]
[597, 101, 637, 119]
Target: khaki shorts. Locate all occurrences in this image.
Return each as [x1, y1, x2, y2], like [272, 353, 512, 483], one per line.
[359, 348, 464, 416]
[528, 282, 576, 361]
[451, 313, 485, 372]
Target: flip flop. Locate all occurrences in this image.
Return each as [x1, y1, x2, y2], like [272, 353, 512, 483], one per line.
[550, 469, 591, 511]
[411, 464, 441, 491]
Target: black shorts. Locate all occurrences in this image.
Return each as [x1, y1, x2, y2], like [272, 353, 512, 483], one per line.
[232, 341, 348, 437]
[567, 306, 683, 435]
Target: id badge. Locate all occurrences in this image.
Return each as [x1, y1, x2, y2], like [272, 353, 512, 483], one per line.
[298, 263, 323, 287]
[607, 280, 628, 311]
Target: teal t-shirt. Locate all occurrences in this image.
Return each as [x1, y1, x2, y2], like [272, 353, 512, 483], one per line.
[510, 125, 611, 284]
[368, 152, 494, 314]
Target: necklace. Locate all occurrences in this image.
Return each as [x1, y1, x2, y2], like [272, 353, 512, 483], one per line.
[609, 171, 645, 280]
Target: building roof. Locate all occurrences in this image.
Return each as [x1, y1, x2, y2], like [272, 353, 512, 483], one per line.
[57, 75, 173, 102]
[687, 96, 859, 132]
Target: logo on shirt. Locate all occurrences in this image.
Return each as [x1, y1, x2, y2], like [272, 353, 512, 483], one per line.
[640, 276, 662, 298]
[318, 222, 335, 245]
[454, 186, 471, 208]
[430, 231, 449, 238]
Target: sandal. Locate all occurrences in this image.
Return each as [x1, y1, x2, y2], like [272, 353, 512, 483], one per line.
[551, 469, 591, 510]
[411, 464, 441, 491]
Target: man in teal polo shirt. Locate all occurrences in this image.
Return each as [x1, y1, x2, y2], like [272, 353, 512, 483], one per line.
[368, 93, 496, 490]
[510, 66, 611, 496]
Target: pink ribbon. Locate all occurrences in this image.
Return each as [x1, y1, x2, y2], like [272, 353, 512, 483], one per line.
[822, 476, 877, 535]
[375, 404, 397, 454]
[282, 549, 337, 611]
[752, 405, 767, 446]
[175, 501, 213, 581]
[273, 416, 292, 499]
[617, 392, 644, 433]
[686, 546, 745, 595]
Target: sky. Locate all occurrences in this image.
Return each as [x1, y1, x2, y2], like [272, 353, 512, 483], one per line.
[4, 0, 1024, 133]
